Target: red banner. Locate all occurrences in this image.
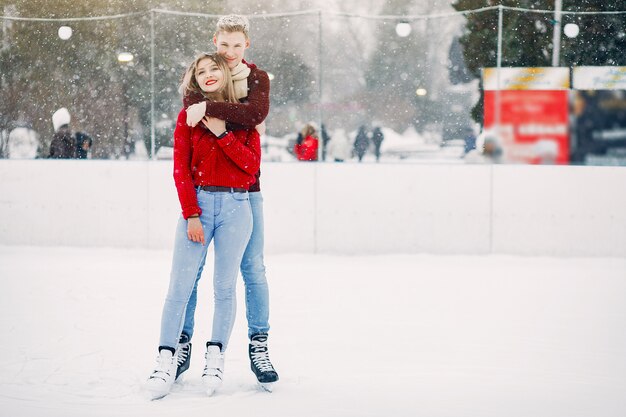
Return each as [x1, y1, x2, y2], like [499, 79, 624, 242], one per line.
[484, 90, 570, 164]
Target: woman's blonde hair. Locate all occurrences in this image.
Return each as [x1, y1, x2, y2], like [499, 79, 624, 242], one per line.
[179, 53, 238, 103]
[301, 123, 318, 139]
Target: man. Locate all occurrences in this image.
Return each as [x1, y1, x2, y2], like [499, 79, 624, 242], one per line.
[179, 14, 278, 393]
[75, 132, 93, 159]
[49, 107, 75, 159]
[371, 126, 384, 162]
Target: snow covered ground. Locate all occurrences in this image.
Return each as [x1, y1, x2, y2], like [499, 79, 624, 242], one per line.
[1, 245, 625, 417]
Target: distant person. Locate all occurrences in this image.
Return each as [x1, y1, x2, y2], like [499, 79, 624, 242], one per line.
[321, 123, 331, 161]
[463, 127, 476, 154]
[371, 126, 384, 162]
[122, 136, 135, 160]
[7, 127, 39, 159]
[464, 131, 503, 164]
[353, 125, 369, 162]
[48, 108, 75, 159]
[75, 132, 93, 159]
[326, 128, 351, 162]
[294, 123, 319, 161]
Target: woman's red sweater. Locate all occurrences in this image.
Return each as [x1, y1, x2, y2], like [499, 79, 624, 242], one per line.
[172, 109, 260, 219]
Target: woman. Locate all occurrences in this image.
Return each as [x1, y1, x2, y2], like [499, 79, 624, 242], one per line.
[294, 123, 319, 161]
[146, 52, 260, 400]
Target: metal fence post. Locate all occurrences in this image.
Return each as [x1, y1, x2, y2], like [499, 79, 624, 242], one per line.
[150, 10, 156, 160]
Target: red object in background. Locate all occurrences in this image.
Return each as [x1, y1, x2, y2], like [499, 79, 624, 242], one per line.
[294, 136, 319, 161]
[484, 90, 570, 164]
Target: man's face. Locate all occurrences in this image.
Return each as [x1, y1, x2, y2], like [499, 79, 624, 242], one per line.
[213, 31, 249, 69]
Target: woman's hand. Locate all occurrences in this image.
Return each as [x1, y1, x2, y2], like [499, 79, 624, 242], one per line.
[201, 116, 227, 137]
[187, 217, 205, 245]
[255, 121, 266, 135]
[186, 102, 207, 127]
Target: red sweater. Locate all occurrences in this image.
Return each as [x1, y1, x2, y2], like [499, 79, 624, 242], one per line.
[172, 109, 261, 219]
[183, 61, 270, 192]
[294, 136, 319, 161]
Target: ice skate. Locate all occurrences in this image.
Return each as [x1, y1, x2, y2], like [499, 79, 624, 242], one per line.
[249, 333, 279, 391]
[175, 333, 192, 381]
[202, 342, 224, 396]
[145, 348, 177, 400]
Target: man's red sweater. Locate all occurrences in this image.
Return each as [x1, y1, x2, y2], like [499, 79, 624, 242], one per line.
[183, 61, 270, 192]
[172, 109, 261, 219]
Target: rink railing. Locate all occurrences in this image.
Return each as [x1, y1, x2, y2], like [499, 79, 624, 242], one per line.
[1, 160, 625, 257]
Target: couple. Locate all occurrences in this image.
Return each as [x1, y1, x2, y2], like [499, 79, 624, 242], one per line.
[146, 15, 278, 400]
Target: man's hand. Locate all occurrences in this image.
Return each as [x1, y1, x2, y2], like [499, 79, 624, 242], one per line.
[186, 102, 207, 127]
[187, 217, 205, 245]
[201, 116, 227, 137]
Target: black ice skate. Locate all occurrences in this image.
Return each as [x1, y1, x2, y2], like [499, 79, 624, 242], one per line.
[249, 333, 279, 391]
[175, 333, 192, 380]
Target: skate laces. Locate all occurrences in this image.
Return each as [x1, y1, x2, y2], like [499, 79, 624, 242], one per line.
[177, 343, 190, 367]
[250, 340, 274, 373]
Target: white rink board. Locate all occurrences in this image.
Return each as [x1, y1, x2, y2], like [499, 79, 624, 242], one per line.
[315, 163, 492, 254]
[492, 165, 626, 257]
[1, 160, 625, 257]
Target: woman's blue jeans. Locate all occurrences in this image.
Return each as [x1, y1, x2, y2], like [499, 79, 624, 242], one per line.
[182, 191, 270, 341]
[159, 190, 252, 351]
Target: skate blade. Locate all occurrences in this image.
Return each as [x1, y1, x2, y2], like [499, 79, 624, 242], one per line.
[145, 379, 172, 400]
[258, 382, 274, 392]
[146, 387, 169, 401]
[203, 378, 221, 396]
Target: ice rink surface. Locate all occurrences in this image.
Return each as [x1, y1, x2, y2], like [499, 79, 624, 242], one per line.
[1, 245, 625, 417]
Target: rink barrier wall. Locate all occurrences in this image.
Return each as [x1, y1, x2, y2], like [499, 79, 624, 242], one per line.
[0, 160, 625, 257]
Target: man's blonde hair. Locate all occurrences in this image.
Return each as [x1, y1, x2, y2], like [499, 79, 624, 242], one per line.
[215, 14, 250, 39]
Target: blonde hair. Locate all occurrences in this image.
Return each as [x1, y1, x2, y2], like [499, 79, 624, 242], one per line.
[215, 14, 250, 39]
[179, 53, 238, 103]
[301, 123, 318, 139]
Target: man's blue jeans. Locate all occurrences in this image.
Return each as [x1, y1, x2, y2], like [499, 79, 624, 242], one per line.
[183, 191, 270, 341]
[159, 190, 252, 351]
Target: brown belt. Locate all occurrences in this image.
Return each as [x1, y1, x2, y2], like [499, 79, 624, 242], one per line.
[198, 185, 247, 193]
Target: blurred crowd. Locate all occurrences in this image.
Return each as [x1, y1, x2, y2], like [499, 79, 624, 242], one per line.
[292, 123, 385, 163]
[2, 107, 93, 160]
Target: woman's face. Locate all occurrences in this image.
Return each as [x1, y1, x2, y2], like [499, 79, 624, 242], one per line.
[195, 58, 224, 93]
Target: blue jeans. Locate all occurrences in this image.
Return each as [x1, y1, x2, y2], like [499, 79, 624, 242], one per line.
[159, 190, 252, 351]
[183, 191, 270, 341]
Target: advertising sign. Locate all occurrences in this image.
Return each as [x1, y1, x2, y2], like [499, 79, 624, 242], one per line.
[483, 67, 570, 91]
[573, 66, 626, 90]
[483, 68, 570, 164]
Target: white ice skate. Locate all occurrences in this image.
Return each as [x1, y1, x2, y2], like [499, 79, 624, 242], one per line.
[202, 343, 224, 396]
[145, 349, 177, 400]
